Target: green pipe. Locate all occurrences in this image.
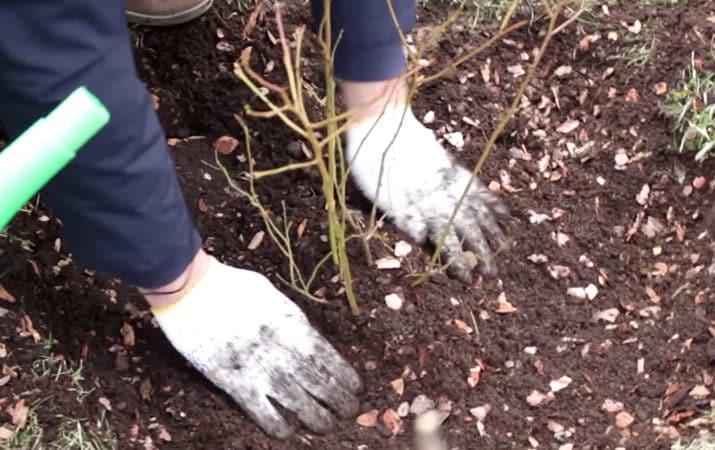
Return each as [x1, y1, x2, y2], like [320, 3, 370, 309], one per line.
[0, 86, 110, 230]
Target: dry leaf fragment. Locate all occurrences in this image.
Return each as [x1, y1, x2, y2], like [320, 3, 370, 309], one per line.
[0, 283, 16, 303]
[241, 1, 264, 39]
[393, 241, 412, 258]
[554, 65, 572, 77]
[528, 254, 549, 264]
[556, 119, 580, 134]
[20, 315, 41, 342]
[0, 427, 13, 441]
[382, 408, 405, 436]
[601, 398, 624, 414]
[197, 198, 208, 213]
[214, 136, 239, 155]
[157, 426, 172, 442]
[636, 184, 650, 205]
[140, 377, 153, 401]
[615, 411, 634, 429]
[375, 256, 401, 269]
[150, 94, 160, 111]
[356, 410, 379, 427]
[384, 293, 403, 311]
[469, 404, 491, 422]
[247, 231, 265, 250]
[623, 20, 642, 34]
[443, 132, 464, 149]
[689, 385, 711, 399]
[549, 375, 572, 393]
[641, 216, 664, 238]
[552, 231, 570, 247]
[594, 308, 620, 323]
[452, 319, 473, 334]
[526, 390, 555, 407]
[585, 283, 599, 300]
[9, 400, 28, 429]
[0, 343, 6, 359]
[507, 64, 525, 77]
[390, 378, 405, 396]
[422, 110, 435, 124]
[547, 265, 571, 279]
[98, 397, 112, 411]
[296, 218, 308, 238]
[495, 292, 517, 313]
[467, 359, 485, 387]
[215, 40, 235, 52]
[625, 88, 640, 103]
[654, 82, 668, 95]
[567, 287, 587, 300]
[693, 176, 707, 189]
[615, 151, 629, 166]
[121, 322, 136, 347]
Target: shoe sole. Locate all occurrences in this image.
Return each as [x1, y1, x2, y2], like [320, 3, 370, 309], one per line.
[126, 0, 213, 26]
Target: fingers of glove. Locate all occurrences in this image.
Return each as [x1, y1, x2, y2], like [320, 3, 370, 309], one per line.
[463, 193, 507, 252]
[294, 337, 361, 419]
[472, 179, 510, 219]
[270, 376, 337, 435]
[214, 372, 294, 439]
[429, 221, 474, 285]
[455, 216, 496, 277]
[304, 328, 363, 396]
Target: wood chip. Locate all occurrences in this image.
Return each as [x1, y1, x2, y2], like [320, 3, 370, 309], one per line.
[214, 136, 239, 155]
[376, 256, 401, 269]
[120, 322, 136, 347]
[356, 410, 379, 427]
[247, 231, 265, 250]
[381, 408, 405, 435]
[98, 397, 112, 411]
[556, 119, 580, 134]
[393, 241, 412, 258]
[390, 378, 405, 396]
[0, 283, 16, 303]
[0, 427, 13, 441]
[385, 293, 403, 311]
[615, 411, 634, 429]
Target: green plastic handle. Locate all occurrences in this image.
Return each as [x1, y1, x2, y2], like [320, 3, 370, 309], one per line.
[0, 86, 110, 230]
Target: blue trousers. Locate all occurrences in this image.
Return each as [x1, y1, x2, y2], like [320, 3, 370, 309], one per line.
[0, 0, 415, 288]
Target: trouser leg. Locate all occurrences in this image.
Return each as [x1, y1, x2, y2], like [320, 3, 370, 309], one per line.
[0, 0, 202, 288]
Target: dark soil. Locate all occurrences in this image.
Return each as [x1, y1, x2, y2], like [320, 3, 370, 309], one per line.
[1, 1, 715, 449]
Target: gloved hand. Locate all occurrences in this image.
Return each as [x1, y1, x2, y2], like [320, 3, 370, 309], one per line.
[152, 256, 362, 438]
[345, 103, 508, 283]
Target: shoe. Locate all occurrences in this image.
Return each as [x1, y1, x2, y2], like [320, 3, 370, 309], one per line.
[126, 0, 213, 26]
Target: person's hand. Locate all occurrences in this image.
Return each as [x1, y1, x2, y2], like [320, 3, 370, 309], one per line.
[151, 256, 362, 438]
[345, 103, 509, 284]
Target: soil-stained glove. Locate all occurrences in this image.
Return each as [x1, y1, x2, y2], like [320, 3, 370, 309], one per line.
[345, 103, 508, 283]
[152, 256, 362, 438]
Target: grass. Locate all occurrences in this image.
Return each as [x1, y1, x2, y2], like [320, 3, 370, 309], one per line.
[673, 436, 715, 450]
[2, 409, 116, 450]
[661, 54, 715, 161]
[613, 37, 657, 66]
[0, 353, 117, 450]
[416, 0, 577, 23]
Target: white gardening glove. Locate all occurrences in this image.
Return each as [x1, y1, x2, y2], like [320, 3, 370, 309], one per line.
[345, 103, 508, 283]
[152, 256, 362, 438]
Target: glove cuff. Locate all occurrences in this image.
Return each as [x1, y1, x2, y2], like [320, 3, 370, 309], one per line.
[150, 255, 217, 316]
